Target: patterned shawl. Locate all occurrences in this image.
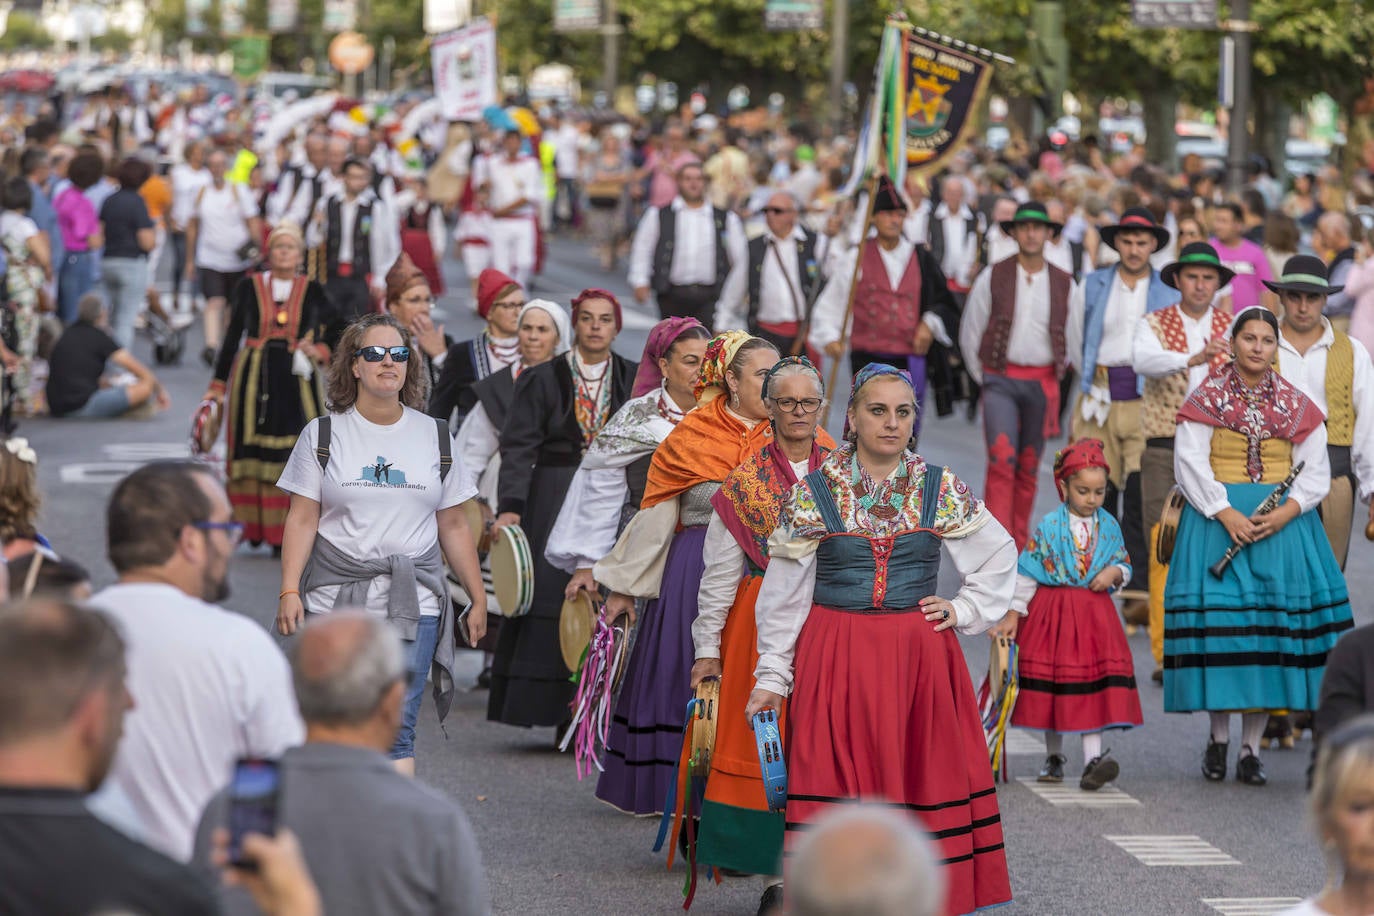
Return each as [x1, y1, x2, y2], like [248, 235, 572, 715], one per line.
[641, 395, 773, 509]
[1018, 505, 1129, 588]
[581, 387, 685, 472]
[711, 436, 835, 569]
[1175, 365, 1323, 481]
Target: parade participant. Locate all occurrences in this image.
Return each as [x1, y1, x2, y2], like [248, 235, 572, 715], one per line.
[1269, 254, 1374, 571]
[383, 254, 450, 394]
[276, 314, 489, 776]
[267, 132, 327, 226]
[1277, 715, 1374, 916]
[488, 291, 635, 730]
[0, 176, 51, 416]
[691, 357, 834, 903]
[202, 223, 334, 550]
[808, 175, 962, 435]
[960, 200, 1076, 548]
[926, 175, 982, 300]
[184, 148, 262, 366]
[1209, 201, 1276, 313]
[545, 317, 709, 593]
[593, 332, 778, 814]
[629, 161, 747, 328]
[428, 268, 523, 429]
[746, 364, 1015, 915]
[716, 191, 820, 359]
[998, 438, 1142, 790]
[395, 177, 446, 296]
[1066, 207, 1177, 619]
[285, 136, 347, 241]
[306, 157, 400, 322]
[1133, 242, 1235, 683]
[483, 129, 541, 290]
[1164, 307, 1352, 786]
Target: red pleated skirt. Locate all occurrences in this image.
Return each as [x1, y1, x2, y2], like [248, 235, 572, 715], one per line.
[786, 604, 1012, 916]
[1010, 585, 1143, 734]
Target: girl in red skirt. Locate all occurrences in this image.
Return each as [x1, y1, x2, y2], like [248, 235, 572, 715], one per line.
[747, 363, 1017, 916]
[994, 438, 1144, 790]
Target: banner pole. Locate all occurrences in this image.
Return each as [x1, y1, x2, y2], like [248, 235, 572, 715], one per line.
[822, 172, 880, 427]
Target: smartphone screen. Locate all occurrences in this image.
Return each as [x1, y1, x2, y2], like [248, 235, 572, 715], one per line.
[228, 758, 280, 868]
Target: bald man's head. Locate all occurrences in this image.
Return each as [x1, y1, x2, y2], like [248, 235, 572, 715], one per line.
[290, 613, 404, 728]
[789, 806, 944, 916]
[326, 136, 350, 173]
[1317, 210, 1352, 250]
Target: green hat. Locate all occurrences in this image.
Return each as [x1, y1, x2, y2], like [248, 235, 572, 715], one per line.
[998, 200, 1063, 235]
[1161, 241, 1236, 290]
[795, 144, 815, 163]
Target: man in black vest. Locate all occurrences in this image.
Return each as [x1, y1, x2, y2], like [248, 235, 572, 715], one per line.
[306, 157, 400, 321]
[715, 190, 819, 357]
[628, 161, 746, 329]
[926, 175, 983, 303]
[266, 131, 327, 226]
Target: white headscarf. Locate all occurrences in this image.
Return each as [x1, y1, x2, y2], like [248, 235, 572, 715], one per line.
[517, 299, 572, 356]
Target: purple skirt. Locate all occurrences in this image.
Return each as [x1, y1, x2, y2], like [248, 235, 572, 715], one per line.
[595, 525, 707, 815]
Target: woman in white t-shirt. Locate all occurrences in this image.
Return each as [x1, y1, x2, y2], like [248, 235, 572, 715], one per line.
[276, 313, 488, 775]
[168, 140, 210, 313]
[1278, 715, 1374, 916]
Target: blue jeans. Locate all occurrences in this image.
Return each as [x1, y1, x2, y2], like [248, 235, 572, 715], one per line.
[67, 384, 132, 418]
[102, 257, 147, 350]
[392, 614, 441, 760]
[57, 250, 95, 325]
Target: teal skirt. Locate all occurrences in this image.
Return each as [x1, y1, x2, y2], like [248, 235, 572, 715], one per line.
[1163, 482, 1352, 714]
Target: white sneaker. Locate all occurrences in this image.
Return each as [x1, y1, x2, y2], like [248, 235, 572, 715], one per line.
[169, 312, 196, 331]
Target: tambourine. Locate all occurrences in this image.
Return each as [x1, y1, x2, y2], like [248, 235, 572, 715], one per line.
[460, 498, 492, 555]
[190, 399, 222, 457]
[689, 676, 720, 776]
[489, 524, 534, 617]
[752, 708, 787, 813]
[1365, 519, 1374, 541]
[1155, 485, 1186, 565]
[558, 591, 597, 672]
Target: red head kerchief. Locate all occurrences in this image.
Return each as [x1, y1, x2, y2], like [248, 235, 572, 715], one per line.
[1053, 438, 1110, 496]
[475, 268, 520, 319]
[572, 287, 624, 332]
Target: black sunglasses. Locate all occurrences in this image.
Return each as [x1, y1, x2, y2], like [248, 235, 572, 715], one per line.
[355, 345, 411, 363]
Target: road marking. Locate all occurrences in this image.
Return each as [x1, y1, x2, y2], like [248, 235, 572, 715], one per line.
[62, 442, 196, 484]
[1201, 899, 1303, 915]
[1016, 777, 1140, 807]
[60, 462, 144, 484]
[103, 443, 191, 460]
[1005, 730, 1044, 755]
[1104, 835, 1240, 866]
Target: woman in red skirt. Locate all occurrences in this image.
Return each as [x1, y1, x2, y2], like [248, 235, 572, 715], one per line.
[994, 438, 1143, 790]
[747, 363, 1017, 916]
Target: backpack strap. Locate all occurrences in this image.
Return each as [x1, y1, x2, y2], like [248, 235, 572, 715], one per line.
[315, 416, 331, 473]
[435, 418, 452, 482]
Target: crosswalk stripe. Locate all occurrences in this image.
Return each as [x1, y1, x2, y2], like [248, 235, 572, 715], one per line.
[1016, 777, 1139, 806]
[1201, 899, 1304, 916]
[103, 443, 192, 460]
[1004, 730, 1043, 755]
[1105, 835, 1240, 866]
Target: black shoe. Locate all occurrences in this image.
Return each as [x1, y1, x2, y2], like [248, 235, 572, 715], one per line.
[757, 883, 784, 916]
[1079, 752, 1120, 791]
[1151, 667, 1163, 685]
[1203, 738, 1228, 781]
[1236, 747, 1267, 786]
[1037, 754, 1066, 783]
[475, 666, 491, 689]
[201, 346, 216, 368]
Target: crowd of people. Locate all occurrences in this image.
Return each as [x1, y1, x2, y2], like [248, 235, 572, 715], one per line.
[3, 73, 1374, 915]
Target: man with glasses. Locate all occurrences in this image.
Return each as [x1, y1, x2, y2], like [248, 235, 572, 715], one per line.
[717, 191, 822, 361]
[428, 268, 524, 429]
[88, 462, 303, 862]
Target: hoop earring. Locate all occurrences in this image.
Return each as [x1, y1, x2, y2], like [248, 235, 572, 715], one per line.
[730, 390, 740, 408]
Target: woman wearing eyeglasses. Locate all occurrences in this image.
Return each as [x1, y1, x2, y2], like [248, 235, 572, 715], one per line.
[688, 357, 834, 906]
[384, 253, 451, 396]
[203, 223, 335, 550]
[276, 313, 488, 775]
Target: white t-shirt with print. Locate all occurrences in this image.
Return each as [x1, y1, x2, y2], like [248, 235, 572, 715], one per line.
[277, 406, 475, 616]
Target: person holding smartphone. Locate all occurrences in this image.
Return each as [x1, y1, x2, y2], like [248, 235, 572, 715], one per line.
[276, 314, 488, 777]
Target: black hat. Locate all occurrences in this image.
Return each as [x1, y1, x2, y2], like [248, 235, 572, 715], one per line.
[1161, 241, 1236, 290]
[872, 175, 907, 214]
[998, 200, 1063, 235]
[1101, 206, 1171, 252]
[1262, 254, 1344, 296]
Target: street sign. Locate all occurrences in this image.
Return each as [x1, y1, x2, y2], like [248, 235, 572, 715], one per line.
[329, 31, 374, 74]
[322, 0, 357, 32]
[232, 35, 270, 80]
[764, 0, 823, 31]
[554, 0, 600, 32]
[267, 0, 299, 33]
[1132, 0, 1216, 29]
[221, 0, 247, 35]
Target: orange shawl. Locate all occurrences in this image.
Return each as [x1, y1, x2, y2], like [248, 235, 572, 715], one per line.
[641, 395, 773, 509]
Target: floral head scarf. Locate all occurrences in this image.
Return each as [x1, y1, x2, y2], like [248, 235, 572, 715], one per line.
[695, 330, 754, 404]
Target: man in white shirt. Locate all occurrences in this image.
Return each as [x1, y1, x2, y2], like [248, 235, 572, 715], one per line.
[1132, 241, 1235, 680]
[552, 113, 582, 231]
[926, 176, 982, 295]
[715, 191, 820, 356]
[960, 200, 1077, 549]
[482, 130, 541, 290]
[982, 196, 1018, 267]
[267, 132, 328, 226]
[628, 161, 747, 329]
[89, 462, 303, 862]
[1269, 254, 1374, 570]
[285, 135, 348, 230]
[306, 157, 400, 321]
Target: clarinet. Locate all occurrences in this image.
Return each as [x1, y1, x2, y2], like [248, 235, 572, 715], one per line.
[1208, 461, 1305, 579]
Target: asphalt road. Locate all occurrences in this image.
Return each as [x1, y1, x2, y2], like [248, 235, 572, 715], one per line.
[27, 233, 1371, 916]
